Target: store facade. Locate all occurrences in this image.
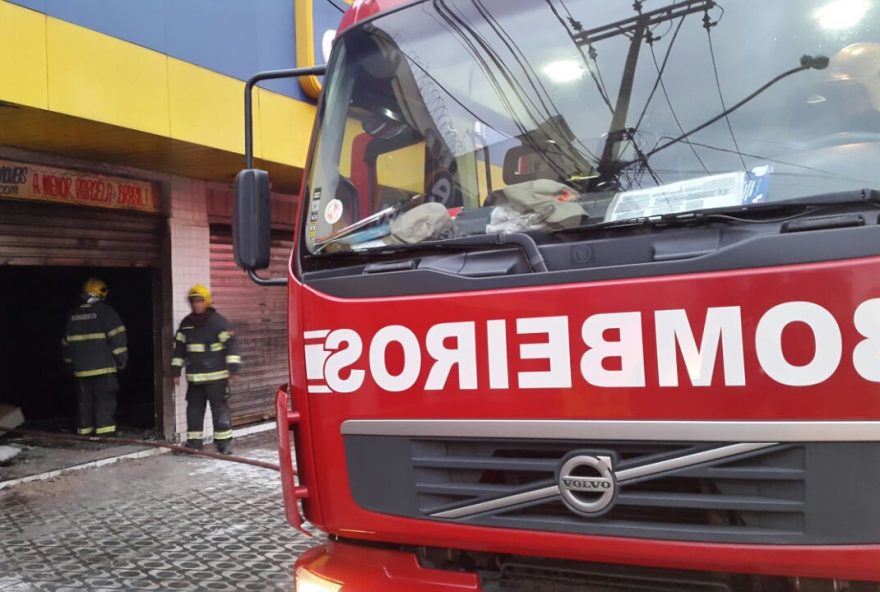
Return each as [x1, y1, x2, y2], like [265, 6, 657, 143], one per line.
[0, 0, 334, 440]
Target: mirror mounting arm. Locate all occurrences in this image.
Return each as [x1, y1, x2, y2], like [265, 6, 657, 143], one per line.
[244, 66, 327, 168]
[248, 269, 288, 287]
[236, 66, 327, 287]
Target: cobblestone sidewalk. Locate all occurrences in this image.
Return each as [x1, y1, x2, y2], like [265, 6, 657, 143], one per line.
[0, 443, 315, 591]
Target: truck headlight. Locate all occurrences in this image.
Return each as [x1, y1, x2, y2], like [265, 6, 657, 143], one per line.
[295, 566, 342, 592]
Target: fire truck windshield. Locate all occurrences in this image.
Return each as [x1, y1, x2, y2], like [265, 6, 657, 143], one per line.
[303, 0, 880, 255]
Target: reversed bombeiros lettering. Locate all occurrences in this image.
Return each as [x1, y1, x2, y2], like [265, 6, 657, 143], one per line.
[302, 299, 880, 394]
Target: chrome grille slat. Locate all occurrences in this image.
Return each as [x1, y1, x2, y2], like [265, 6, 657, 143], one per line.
[345, 434, 880, 543]
[677, 466, 804, 480]
[415, 482, 530, 497]
[411, 438, 806, 539]
[412, 457, 559, 472]
[487, 514, 803, 539]
[615, 492, 804, 512]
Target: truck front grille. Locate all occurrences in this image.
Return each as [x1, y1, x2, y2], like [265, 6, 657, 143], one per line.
[412, 439, 805, 542]
[482, 561, 733, 592]
[343, 435, 880, 544]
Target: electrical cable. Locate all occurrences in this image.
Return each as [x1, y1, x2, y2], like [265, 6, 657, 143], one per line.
[645, 56, 829, 159]
[649, 40, 711, 173]
[705, 20, 748, 169]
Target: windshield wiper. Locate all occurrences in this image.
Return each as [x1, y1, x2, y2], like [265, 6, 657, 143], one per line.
[314, 193, 423, 253]
[556, 188, 880, 234]
[321, 232, 549, 273]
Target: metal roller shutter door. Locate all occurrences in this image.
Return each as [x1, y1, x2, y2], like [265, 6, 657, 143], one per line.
[0, 200, 162, 267]
[209, 226, 291, 425]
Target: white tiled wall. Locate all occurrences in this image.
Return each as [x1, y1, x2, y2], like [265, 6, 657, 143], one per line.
[168, 177, 217, 442]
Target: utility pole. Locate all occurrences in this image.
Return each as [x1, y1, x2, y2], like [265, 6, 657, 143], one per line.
[570, 0, 715, 174]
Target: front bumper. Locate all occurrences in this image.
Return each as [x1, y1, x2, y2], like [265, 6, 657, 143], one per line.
[294, 540, 480, 591]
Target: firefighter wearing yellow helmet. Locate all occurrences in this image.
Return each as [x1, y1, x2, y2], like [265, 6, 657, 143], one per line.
[62, 278, 128, 436]
[170, 284, 241, 454]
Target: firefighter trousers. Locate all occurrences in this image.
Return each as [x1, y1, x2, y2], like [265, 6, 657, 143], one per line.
[185, 380, 233, 452]
[76, 374, 118, 436]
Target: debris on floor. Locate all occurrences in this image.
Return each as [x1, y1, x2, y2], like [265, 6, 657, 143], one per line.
[0, 404, 24, 430]
[0, 444, 21, 464]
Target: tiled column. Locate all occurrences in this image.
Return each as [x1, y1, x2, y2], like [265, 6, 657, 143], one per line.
[168, 177, 215, 442]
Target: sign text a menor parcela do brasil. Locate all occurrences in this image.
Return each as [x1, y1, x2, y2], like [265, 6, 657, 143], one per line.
[0, 159, 157, 213]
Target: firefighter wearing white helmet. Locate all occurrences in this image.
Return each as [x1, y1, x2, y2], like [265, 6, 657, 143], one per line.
[170, 284, 241, 454]
[62, 278, 128, 436]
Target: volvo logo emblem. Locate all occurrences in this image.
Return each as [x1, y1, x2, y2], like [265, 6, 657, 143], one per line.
[558, 454, 616, 517]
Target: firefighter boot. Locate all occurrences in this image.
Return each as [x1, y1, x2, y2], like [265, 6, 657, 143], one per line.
[185, 433, 204, 450]
[215, 437, 233, 455]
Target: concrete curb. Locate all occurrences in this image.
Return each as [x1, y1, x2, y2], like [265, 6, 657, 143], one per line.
[0, 447, 170, 490]
[232, 421, 275, 438]
[0, 421, 277, 490]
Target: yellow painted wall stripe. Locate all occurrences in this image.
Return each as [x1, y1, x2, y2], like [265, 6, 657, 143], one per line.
[0, 1, 47, 109]
[295, 0, 354, 99]
[295, 0, 321, 99]
[0, 1, 315, 169]
[258, 88, 315, 172]
[47, 15, 170, 136]
[168, 56, 262, 157]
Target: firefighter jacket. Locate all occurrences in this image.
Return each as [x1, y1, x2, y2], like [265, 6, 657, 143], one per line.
[62, 299, 128, 379]
[171, 309, 241, 383]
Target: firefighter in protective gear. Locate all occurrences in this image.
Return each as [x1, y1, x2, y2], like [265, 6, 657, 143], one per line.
[171, 285, 241, 454]
[62, 278, 128, 436]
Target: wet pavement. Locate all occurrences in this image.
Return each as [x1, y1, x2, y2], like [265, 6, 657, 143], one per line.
[0, 440, 315, 591]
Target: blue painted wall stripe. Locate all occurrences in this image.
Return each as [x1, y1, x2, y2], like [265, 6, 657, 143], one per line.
[7, 0, 347, 102]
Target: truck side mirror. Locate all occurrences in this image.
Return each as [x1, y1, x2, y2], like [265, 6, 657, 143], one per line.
[233, 169, 271, 270]
[235, 66, 325, 285]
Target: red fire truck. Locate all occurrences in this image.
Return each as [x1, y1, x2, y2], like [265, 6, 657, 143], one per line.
[233, 0, 880, 589]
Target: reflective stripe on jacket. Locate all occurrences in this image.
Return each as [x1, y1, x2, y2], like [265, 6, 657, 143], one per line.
[171, 309, 240, 383]
[63, 300, 128, 378]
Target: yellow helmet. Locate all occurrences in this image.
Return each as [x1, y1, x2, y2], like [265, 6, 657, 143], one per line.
[187, 284, 212, 307]
[82, 278, 108, 300]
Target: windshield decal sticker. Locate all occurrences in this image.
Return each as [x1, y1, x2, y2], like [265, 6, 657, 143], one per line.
[605, 165, 775, 221]
[308, 188, 322, 240]
[324, 198, 344, 225]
